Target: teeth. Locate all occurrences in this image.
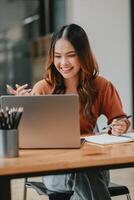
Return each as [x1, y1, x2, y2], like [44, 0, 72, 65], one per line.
[62, 69, 70, 71]
[61, 67, 72, 71]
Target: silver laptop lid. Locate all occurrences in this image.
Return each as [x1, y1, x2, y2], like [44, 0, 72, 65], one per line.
[0, 95, 80, 149]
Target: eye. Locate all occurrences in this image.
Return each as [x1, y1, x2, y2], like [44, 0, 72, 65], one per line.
[54, 55, 61, 58]
[68, 54, 76, 57]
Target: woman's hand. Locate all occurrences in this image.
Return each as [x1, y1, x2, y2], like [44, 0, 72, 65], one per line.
[108, 118, 130, 136]
[6, 84, 32, 96]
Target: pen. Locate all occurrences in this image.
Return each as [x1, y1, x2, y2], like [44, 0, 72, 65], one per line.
[102, 115, 132, 130]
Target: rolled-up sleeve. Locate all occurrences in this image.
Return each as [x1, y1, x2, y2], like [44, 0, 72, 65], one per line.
[101, 81, 126, 124]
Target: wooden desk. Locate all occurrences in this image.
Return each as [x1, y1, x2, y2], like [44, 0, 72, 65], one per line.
[0, 142, 134, 199]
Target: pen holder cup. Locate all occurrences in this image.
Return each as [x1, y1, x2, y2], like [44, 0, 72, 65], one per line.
[0, 129, 19, 158]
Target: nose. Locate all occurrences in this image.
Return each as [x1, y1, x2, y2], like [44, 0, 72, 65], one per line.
[61, 57, 69, 66]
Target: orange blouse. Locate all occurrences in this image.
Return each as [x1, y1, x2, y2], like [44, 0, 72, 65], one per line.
[32, 76, 127, 134]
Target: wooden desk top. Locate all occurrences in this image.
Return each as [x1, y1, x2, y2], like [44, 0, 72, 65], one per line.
[0, 142, 134, 177]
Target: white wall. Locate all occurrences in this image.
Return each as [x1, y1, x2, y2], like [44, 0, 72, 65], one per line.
[66, 0, 132, 127]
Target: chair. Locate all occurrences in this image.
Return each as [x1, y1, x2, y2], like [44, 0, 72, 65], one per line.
[108, 182, 132, 200]
[24, 177, 73, 200]
[24, 178, 132, 200]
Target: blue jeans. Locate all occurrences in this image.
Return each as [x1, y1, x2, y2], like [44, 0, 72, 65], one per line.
[43, 170, 111, 200]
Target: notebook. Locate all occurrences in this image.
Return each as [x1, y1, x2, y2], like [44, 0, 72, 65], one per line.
[83, 133, 134, 145]
[0, 95, 81, 149]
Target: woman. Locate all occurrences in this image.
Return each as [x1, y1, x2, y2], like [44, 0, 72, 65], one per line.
[7, 24, 130, 200]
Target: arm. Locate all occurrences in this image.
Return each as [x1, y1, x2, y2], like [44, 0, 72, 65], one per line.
[6, 79, 51, 96]
[100, 80, 130, 135]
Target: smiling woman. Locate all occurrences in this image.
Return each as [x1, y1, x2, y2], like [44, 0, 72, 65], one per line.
[7, 23, 130, 136]
[6, 23, 131, 200]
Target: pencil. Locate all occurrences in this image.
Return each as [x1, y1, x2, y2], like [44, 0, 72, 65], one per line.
[0, 107, 24, 130]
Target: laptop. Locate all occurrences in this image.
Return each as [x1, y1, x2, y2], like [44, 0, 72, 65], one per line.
[0, 95, 81, 149]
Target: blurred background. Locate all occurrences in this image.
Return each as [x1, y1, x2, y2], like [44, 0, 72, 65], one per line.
[0, 0, 133, 127]
[0, 0, 66, 91]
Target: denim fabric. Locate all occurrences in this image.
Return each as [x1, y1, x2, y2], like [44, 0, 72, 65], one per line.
[43, 170, 111, 200]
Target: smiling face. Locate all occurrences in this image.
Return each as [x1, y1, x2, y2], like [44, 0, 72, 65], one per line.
[54, 38, 81, 81]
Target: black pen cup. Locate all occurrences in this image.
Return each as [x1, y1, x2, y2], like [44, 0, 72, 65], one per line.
[0, 129, 19, 158]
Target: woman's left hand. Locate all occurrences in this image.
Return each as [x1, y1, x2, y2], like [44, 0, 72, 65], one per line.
[109, 118, 130, 136]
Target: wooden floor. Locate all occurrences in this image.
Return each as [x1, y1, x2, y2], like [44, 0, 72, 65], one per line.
[12, 168, 134, 200]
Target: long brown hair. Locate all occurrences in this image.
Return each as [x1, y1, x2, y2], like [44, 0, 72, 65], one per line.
[44, 24, 99, 119]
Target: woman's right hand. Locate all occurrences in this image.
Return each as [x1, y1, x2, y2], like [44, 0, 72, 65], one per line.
[6, 84, 32, 96]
